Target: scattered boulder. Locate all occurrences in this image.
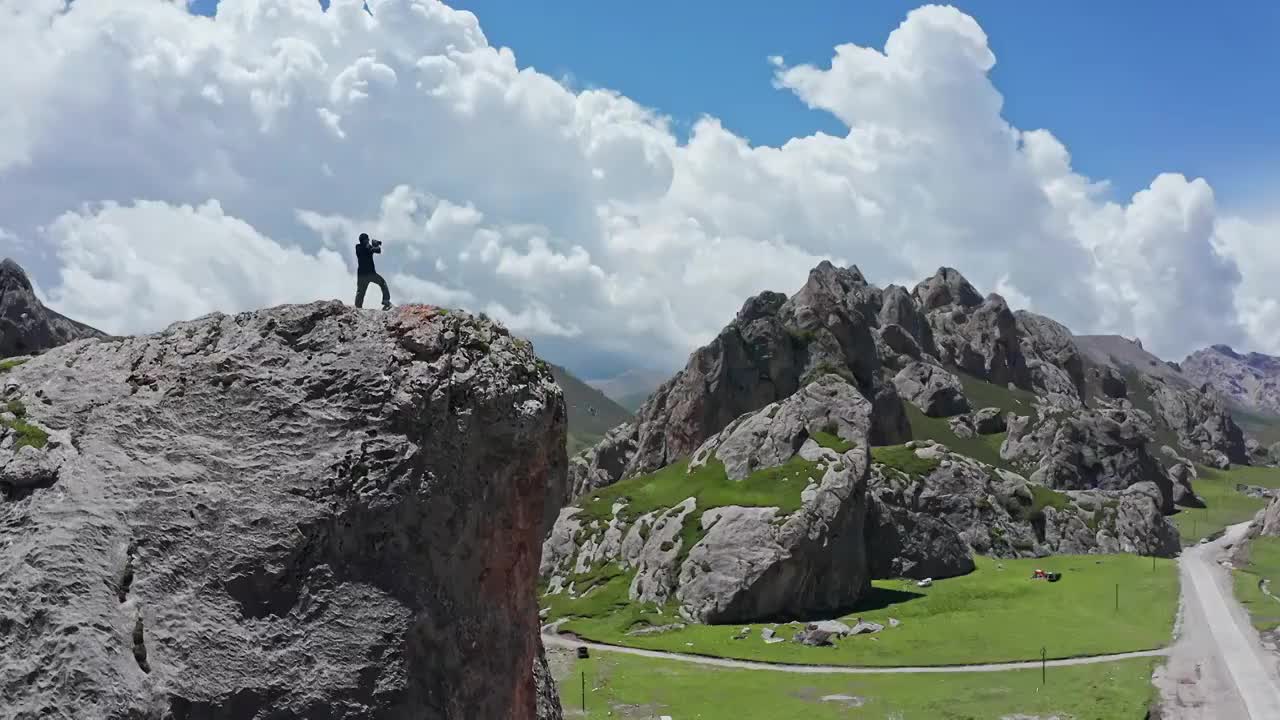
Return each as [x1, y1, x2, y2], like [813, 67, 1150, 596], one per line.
[849, 620, 884, 636]
[793, 626, 836, 647]
[1237, 484, 1276, 500]
[973, 407, 1007, 435]
[949, 414, 976, 439]
[0, 302, 567, 719]
[893, 362, 971, 417]
[812, 620, 853, 636]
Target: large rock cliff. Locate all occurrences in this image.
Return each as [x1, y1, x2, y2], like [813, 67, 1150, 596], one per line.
[0, 302, 566, 720]
[0, 258, 104, 358]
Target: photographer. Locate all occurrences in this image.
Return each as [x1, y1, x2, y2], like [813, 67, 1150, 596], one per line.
[353, 233, 392, 310]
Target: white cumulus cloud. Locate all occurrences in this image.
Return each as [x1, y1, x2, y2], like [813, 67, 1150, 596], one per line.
[0, 0, 1270, 371]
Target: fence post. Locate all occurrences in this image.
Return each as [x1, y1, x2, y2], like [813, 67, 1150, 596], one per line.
[581, 671, 586, 714]
[1041, 646, 1047, 685]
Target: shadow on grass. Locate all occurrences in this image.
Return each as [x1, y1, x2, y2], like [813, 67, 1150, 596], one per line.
[853, 586, 927, 612]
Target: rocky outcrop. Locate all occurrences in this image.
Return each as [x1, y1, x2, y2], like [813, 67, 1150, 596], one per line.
[974, 407, 1007, 435]
[1001, 407, 1174, 512]
[867, 442, 1180, 572]
[1260, 497, 1280, 537]
[1143, 375, 1249, 467]
[1160, 446, 1204, 508]
[570, 264, 1114, 497]
[569, 262, 911, 495]
[892, 362, 970, 417]
[1183, 344, 1280, 417]
[0, 302, 566, 720]
[542, 375, 873, 624]
[568, 422, 637, 498]
[0, 258, 104, 357]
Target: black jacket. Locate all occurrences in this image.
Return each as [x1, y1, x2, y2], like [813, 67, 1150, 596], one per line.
[355, 242, 380, 274]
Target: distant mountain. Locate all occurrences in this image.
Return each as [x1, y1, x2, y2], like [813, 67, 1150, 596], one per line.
[586, 368, 668, 411]
[0, 258, 104, 357]
[546, 363, 633, 455]
[1183, 345, 1280, 417]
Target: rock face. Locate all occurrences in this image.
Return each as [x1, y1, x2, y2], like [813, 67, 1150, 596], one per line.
[0, 302, 566, 720]
[568, 264, 1115, 497]
[542, 375, 873, 624]
[1183, 345, 1280, 417]
[866, 442, 1179, 576]
[0, 258, 104, 357]
[892, 362, 970, 417]
[1142, 375, 1249, 467]
[1001, 406, 1174, 512]
[1075, 335, 1252, 467]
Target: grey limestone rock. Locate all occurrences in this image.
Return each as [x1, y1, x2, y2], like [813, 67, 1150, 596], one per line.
[893, 362, 970, 418]
[0, 258, 105, 358]
[0, 301, 566, 720]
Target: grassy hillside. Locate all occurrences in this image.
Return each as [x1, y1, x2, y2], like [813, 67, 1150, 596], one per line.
[547, 363, 633, 454]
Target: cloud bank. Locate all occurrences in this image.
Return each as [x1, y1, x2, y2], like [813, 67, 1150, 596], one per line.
[0, 0, 1269, 371]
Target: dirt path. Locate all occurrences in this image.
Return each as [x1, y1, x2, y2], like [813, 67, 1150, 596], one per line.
[1153, 522, 1280, 719]
[542, 634, 1167, 675]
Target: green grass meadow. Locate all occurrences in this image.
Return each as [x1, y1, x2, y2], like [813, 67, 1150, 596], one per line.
[1233, 535, 1280, 631]
[549, 554, 1178, 667]
[1171, 464, 1280, 543]
[554, 649, 1159, 720]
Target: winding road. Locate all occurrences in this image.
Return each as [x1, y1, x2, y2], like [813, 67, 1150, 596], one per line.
[542, 634, 1166, 675]
[1154, 522, 1280, 719]
[547, 522, 1280, 718]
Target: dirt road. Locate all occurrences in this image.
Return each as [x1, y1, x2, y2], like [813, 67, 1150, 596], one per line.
[542, 634, 1166, 675]
[1154, 522, 1280, 718]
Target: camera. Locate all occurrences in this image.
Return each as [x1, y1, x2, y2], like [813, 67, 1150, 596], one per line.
[371, 238, 382, 249]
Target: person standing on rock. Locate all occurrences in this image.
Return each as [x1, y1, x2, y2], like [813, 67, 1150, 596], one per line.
[354, 233, 392, 310]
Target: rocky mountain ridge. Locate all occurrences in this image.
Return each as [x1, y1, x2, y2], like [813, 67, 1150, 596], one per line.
[0, 258, 105, 358]
[1, 300, 565, 719]
[1183, 344, 1280, 418]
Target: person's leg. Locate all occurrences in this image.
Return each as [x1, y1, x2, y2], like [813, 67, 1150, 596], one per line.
[374, 273, 391, 308]
[355, 275, 370, 308]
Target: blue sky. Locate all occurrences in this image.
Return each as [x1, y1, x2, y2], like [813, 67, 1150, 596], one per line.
[190, 0, 1280, 214]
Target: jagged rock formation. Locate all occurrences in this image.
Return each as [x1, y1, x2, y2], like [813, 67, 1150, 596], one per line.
[1000, 404, 1174, 512]
[542, 375, 872, 624]
[1141, 375, 1249, 468]
[1076, 335, 1252, 467]
[569, 263, 1140, 498]
[0, 302, 565, 720]
[0, 258, 104, 357]
[1183, 345, 1280, 417]
[892, 361, 970, 417]
[867, 442, 1180, 579]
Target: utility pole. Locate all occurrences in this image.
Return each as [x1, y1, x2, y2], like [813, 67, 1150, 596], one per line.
[581, 671, 586, 715]
[1041, 646, 1047, 685]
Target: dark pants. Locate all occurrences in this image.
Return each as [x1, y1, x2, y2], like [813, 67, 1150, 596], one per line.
[355, 272, 390, 308]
